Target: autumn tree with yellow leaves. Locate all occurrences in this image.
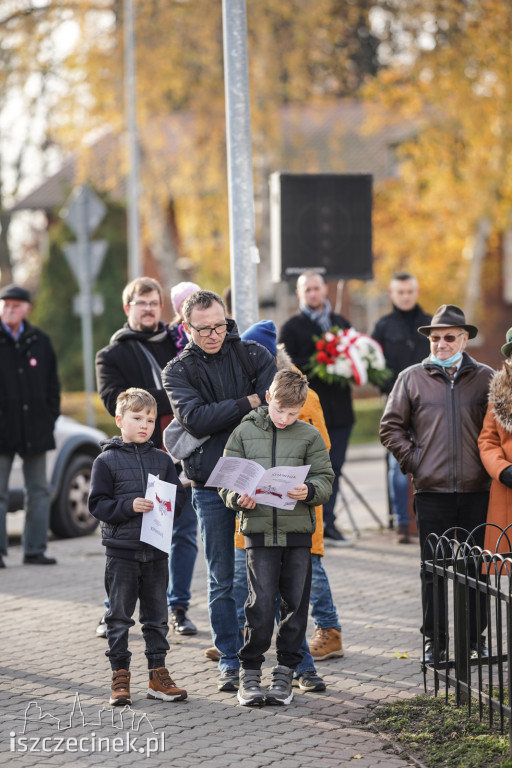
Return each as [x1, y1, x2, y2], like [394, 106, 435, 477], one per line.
[364, 0, 512, 311]
[4, 0, 508, 312]
[1, 0, 379, 289]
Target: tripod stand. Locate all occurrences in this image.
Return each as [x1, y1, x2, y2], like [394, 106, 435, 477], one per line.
[337, 471, 386, 538]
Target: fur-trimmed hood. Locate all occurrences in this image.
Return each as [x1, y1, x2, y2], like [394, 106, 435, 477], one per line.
[489, 361, 512, 433]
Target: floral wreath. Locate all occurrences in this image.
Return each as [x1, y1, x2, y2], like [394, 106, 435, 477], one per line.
[308, 327, 391, 388]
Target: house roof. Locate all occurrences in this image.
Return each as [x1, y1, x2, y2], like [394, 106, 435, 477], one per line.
[8, 101, 413, 213]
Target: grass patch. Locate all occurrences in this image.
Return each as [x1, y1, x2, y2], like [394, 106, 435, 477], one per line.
[61, 392, 117, 437]
[371, 694, 512, 767]
[351, 396, 383, 444]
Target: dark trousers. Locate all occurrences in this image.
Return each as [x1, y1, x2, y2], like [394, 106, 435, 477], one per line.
[239, 546, 312, 671]
[322, 426, 352, 529]
[415, 492, 489, 644]
[104, 556, 170, 671]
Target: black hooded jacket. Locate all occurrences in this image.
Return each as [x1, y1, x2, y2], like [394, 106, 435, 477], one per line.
[95, 323, 178, 448]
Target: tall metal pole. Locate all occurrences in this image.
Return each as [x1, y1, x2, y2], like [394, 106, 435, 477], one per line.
[77, 190, 96, 427]
[124, 0, 142, 279]
[222, 0, 259, 332]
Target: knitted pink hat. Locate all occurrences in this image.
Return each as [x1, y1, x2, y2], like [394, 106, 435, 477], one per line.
[170, 281, 200, 316]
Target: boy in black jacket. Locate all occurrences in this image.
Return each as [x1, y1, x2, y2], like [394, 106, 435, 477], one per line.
[88, 388, 187, 706]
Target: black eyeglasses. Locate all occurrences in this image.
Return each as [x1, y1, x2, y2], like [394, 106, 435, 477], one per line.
[428, 332, 465, 343]
[189, 323, 228, 338]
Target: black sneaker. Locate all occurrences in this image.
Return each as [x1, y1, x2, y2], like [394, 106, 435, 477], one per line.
[292, 670, 326, 692]
[266, 665, 294, 705]
[23, 553, 57, 565]
[217, 669, 239, 691]
[424, 640, 446, 665]
[0, 555, 5, 568]
[323, 526, 354, 548]
[237, 669, 264, 706]
[470, 639, 489, 659]
[169, 607, 198, 635]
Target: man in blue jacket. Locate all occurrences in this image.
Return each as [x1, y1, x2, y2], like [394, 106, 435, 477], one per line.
[163, 290, 276, 692]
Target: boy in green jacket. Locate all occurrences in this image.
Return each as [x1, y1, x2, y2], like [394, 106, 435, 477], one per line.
[219, 370, 334, 707]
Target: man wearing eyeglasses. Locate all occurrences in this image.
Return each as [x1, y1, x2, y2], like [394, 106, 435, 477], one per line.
[95, 276, 199, 639]
[380, 304, 492, 665]
[96, 277, 176, 448]
[162, 289, 277, 692]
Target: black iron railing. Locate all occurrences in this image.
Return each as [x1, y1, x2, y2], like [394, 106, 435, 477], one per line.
[422, 524, 512, 753]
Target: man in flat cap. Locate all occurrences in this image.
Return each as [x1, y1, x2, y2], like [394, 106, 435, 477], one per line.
[380, 305, 492, 663]
[0, 284, 60, 566]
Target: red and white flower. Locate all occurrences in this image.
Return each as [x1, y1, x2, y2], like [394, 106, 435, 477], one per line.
[309, 327, 390, 388]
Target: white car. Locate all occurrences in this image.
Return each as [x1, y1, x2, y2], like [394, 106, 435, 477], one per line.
[8, 415, 107, 538]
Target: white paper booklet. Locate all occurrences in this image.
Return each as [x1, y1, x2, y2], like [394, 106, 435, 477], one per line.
[205, 457, 311, 510]
[140, 473, 177, 554]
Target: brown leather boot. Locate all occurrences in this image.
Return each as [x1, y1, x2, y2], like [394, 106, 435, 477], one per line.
[309, 628, 344, 660]
[109, 669, 131, 706]
[147, 667, 187, 701]
[204, 646, 221, 662]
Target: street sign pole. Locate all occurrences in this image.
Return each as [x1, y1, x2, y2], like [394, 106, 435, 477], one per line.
[221, 0, 259, 332]
[124, 0, 142, 280]
[78, 191, 96, 428]
[62, 186, 107, 427]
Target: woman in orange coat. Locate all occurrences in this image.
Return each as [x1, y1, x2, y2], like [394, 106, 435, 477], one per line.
[478, 328, 512, 556]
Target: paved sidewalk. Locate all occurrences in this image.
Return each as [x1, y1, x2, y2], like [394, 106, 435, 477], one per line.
[0, 446, 427, 767]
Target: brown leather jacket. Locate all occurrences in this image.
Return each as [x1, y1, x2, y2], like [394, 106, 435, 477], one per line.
[380, 353, 492, 494]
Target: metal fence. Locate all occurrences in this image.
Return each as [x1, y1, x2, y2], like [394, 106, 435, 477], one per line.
[422, 524, 512, 753]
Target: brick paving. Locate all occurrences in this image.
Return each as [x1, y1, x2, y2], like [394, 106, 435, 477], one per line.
[0, 445, 426, 767]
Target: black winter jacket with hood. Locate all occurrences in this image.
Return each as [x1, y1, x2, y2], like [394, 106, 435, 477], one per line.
[88, 436, 186, 560]
[95, 323, 178, 448]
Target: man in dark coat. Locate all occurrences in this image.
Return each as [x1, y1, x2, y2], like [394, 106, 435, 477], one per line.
[279, 271, 354, 545]
[163, 289, 277, 692]
[371, 271, 431, 543]
[0, 284, 60, 566]
[95, 276, 198, 637]
[380, 304, 492, 663]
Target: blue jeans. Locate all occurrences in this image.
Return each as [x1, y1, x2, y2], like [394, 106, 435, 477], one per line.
[239, 546, 312, 670]
[0, 452, 51, 556]
[192, 487, 242, 673]
[310, 553, 341, 631]
[104, 556, 169, 671]
[387, 452, 410, 527]
[167, 486, 198, 611]
[322, 426, 352, 529]
[233, 545, 317, 673]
